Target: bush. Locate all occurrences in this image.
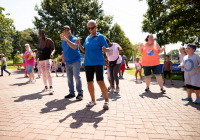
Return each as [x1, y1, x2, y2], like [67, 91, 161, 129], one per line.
[13, 53, 23, 64]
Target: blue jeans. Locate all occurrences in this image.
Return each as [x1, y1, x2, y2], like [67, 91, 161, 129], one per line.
[1, 66, 10, 75]
[65, 61, 83, 95]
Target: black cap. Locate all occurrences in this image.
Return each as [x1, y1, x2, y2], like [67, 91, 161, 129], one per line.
[63, 25, 70, 31]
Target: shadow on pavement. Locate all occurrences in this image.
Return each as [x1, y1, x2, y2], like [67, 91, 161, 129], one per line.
[184, 102, 200, 111]
[59, 107, 106, 128]
[13, 92, 48, 102]
[139, 91, 171, 99]
[40, 99, 79, 113]
[10, 82, 29, 86]
[97, 91, 121, 101]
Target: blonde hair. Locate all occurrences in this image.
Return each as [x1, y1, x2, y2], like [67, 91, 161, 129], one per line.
[25, 44, 31, 51]
[87, 20, 97, 27]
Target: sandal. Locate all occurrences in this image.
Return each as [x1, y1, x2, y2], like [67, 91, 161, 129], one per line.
[86, 101, 96, 107]
[103, 102, 109, 110]
[194, 98, 200, 104]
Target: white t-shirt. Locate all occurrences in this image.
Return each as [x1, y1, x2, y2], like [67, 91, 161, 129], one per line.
[1, 57, 7, 66]
[181, 54, 200, 87]
[106, 43, 122, 64]
[179, 54, 186, 71]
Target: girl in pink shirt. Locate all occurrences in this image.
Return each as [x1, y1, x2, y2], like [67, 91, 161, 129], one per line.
[135, 57, 142, 83]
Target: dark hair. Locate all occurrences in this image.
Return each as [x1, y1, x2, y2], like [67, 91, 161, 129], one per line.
[145, 34, 153, 42]
[105, 37, 110, 44]
[39, 29, 46, 34]
[165, 55, 169, 58]
[188, 43, 197, 49]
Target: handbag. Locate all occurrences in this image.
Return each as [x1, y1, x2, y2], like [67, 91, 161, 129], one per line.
[109, 56, 119, 67]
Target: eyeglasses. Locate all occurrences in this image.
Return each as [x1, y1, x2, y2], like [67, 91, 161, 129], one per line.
[88, 26, 96, 30]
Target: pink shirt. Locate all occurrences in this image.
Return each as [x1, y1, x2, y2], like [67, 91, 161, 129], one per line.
[106, 43, 122, 64]
[135, 62, 142, 71]
[24, 51, 36, 65]
[61, 55, 65, 63]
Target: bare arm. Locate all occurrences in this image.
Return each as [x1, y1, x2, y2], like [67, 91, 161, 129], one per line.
[49, 39, 55, 58]
[156, 43, 165, 54]
[76, 39, 85, 53]
[162, 64, 165, 72]
[60, 34, 77, 50]
[170, 62, 173, 73]
[138, 43, 144, 53]
[102, 46, 110, 52]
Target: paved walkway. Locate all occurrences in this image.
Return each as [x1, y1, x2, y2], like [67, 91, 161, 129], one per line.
[0, 70, 200, 140]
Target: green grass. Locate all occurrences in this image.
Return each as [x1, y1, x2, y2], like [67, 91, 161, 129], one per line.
[7, 60, 14, 66]
[6, 66, 18, 70]
[125, 67, 183, 80]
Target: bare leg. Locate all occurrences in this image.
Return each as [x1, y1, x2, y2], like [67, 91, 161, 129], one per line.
[155, 75, 164, 88]
[194, 90, 200, 99]
[163, 78, 166, 84]
[97, 81, 109, 102]
[139, 71, 142, 81]
[170, 78, 173, 84]
[62, 66, 64, 74]
[87, 81, 96, 104]
[135, 71, 138, 80]
[145, 76, 151, 88]
[187, 89, 193, 98]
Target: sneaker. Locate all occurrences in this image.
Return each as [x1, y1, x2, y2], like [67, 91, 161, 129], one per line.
[110, 88, 114, 93]
[182, 97, 193, 101]
[31, 79, 36, 84]
[121, 75, 123, 79]
[42, 88, 48, 92]
[49, 88, 54, 95]
[134, 79, 137, 82]
[62, 74, 64, 77]
[145, 87, 149, 91]
[56, 75, 58, 77]
[76, 94, 83, 100]
[9, 73, 11, 76]
[118, 75, 121, 79]
[65, 94, 75, 98]
[161, 88, 166, 93]
[114, 87, 120, 93]
[194, 98, 200, 104]
[107, 86, 111, 92]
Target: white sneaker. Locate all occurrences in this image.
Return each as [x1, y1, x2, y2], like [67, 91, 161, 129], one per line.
[49, 88, 54, 95]
[114, 88, 120, 93]
[31, 79, 36, 84]
[62, 74, 64, 77]
[107, 86, 111, 92]
[42, 88, 48, 92]
[110, 88, 114, 93]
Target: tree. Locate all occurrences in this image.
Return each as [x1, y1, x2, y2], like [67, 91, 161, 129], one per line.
[33, 0, 113, 56]
[107, 23, 133, 58]
[140, 0, 200, 47]
[0, 7, 15, 58]
[132, 43, 142, 60]
[167, 49, 179, 60]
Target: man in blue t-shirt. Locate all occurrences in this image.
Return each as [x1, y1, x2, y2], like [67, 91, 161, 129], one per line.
[60, 25, 83, 100]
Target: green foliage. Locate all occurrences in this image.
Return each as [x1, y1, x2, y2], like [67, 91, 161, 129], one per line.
[13, 53, 23, 64]
[141, 0, 200, 47]
[107, 23, 133, 58]
[132, 43, 142, 60]
[0, 7, 15, 57]
[33, 0, 113, 56]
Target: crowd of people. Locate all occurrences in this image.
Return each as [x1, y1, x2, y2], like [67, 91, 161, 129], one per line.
[0, 20, 200, 109]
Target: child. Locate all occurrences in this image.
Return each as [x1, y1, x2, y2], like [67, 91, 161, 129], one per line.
[37, 58, 41, 78]
[134, 57, 142, 83]
[51, 60, 58, 77]
[162, 55, 173, 85]
[178, 43, 200, 104]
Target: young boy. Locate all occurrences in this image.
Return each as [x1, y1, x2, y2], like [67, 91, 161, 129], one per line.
[162, 55, 173, 85]
[134, 57, 142, 83]
[178, 43, 200, 104]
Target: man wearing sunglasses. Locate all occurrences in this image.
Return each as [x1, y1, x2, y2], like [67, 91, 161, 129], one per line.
[60, 25, 83, 100]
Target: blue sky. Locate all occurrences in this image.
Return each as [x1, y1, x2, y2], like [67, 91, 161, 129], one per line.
[1, 0, 184, 53]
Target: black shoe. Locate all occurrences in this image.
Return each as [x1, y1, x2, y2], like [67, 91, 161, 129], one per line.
[76, 94, 83, 100]
[161, 88, 166, 94]
[64, 94, 75, 98]
[9, 73, 11, 76]
[145, 87, 149, 91]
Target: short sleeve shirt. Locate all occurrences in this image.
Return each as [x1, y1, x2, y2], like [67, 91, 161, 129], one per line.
[121, 55, 127, 64]
[164, 61, 172, 71]
[1, 57, 7, 66]
[24, 51, 36, 66]
[106, 43, 122, 64]
[62, 35, 81, 65]
[181, 54, 200, 87]
[83, 32, 108, 66]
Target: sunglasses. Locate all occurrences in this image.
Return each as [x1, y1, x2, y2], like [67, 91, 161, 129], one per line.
[88, 26, 96, 30]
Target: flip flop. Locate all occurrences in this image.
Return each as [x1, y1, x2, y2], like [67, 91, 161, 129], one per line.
[86, 101, 96, 107]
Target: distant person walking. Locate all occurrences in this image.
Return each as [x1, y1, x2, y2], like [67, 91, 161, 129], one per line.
[76, 20, 109, 109]
[106, 38, 122, 93]
[60, 25, 83, 100]
[36, 29, 55, 95]
[119, 52, 129, 79]
[179, 46, 187, 87]
[138, 34, 166, 93]
[0, 54, 11, 76]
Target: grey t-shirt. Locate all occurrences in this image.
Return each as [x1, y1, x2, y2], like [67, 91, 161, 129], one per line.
[181, 54, 200, 87]
[1, 57, 7, 66]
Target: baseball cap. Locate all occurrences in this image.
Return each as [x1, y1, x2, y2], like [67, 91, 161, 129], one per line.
[63, 25, 70, 31]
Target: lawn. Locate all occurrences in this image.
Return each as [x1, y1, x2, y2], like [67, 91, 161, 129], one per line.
[6, 66, 18, 70]
[125, 67, 183, 80]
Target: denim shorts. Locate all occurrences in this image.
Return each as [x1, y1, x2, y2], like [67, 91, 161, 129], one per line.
[143, 65, 161, 76]
[26, 65, 34, 74]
